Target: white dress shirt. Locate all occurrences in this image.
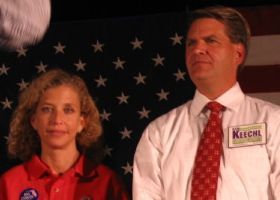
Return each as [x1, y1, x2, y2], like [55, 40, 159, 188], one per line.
[133, 83, 280, 200]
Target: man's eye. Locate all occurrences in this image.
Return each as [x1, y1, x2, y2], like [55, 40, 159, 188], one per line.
[206, 38, 217, 43]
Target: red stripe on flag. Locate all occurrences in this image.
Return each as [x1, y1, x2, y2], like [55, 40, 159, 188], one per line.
[238, 65, 280, 93]
[237, 5, 280, 36]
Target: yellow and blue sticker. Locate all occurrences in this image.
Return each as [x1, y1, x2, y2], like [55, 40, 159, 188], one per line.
[228, 122, 266, 148]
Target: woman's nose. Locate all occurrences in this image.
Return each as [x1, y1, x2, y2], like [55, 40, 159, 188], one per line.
[50, 110, 64, 125]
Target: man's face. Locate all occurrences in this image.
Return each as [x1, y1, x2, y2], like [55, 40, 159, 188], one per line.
[185, 18, 244, 88]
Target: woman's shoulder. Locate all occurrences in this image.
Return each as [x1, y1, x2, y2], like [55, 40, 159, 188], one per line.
[0, 163, 26, 182]
[94, 164, 119, 177]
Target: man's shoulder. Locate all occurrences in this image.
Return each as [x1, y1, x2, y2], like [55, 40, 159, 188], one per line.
[150, 100, 192, 126]
[244, 95, 280, 121]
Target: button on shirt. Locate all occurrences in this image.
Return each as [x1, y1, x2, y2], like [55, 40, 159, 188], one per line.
[133, 83, 280, 200]
[0, 155, 129, 200]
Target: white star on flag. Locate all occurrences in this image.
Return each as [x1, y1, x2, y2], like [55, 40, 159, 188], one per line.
[74, 59, 86, 71]
[53, 42, 66, 54]
[113, 57, 126, 70]
[104, 145, 113, 157]
[94, 75, 107, 87]
[173, 68, 186, 81]
[121, 162, 133, 175]
[35, 61, 48, 73]
[17, 79, 29, 91]
[1, 97, 13, 110]
[100, 109, 111, 121]
[119, 127, 132, 140]
[4, 136, 8, 142]
[116, 92, 130, 104]
[130, 37, 144, 50]
[16, 47, 28, 57]
[137, 106, 151, 119]
[0, 64, 10, 76]
[133, 72, 147, 85]
[170, 32, 183, 45]
[92, 40, 104, 53]
[156, 89, 170, 101]
[152, 53, 165, 66]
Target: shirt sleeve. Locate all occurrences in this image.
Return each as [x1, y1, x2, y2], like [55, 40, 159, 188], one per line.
[0, 0, 51, 50]
[133, 123, 164, 200]
[268, 110, 280, 199]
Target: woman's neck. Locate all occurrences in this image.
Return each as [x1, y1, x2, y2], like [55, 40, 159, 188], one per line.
[40, 147, 80, 175]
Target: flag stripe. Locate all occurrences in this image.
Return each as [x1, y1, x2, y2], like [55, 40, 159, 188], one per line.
[239, 65, 280, 93]
[248, 92, 280, 105]
[246, 35, 280, 66]
[238, 5, 280, 36]
[238, 5, 280, 106]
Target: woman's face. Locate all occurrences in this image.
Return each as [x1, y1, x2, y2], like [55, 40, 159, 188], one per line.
[31, 85, 85, 152]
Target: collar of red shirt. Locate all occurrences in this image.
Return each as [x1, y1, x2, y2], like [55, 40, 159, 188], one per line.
[25, 154, 98, 180]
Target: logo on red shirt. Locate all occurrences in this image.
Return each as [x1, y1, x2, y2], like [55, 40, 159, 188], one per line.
[20, 188, 39, 200]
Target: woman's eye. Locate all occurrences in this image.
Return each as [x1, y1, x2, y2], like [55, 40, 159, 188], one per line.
[64, 107, 74, 114]
[41, 106, 53, 113]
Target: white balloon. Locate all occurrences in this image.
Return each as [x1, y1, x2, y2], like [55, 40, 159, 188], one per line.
[0, 0, 51, 50]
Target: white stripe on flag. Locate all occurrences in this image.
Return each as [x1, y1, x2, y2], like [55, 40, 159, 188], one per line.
[245, 35, 280, 66]
[248, 92, 280, 105]
[239, 6, 280, 106]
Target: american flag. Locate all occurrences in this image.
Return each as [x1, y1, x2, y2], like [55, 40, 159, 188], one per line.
[237, 5, 280, 103]
[0, 5, 280, 197]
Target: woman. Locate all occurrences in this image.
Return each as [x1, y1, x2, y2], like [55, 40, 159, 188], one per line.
[0, 68, 129, 200]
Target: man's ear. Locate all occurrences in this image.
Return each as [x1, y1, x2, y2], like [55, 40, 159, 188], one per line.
[235, 43, 245, 66]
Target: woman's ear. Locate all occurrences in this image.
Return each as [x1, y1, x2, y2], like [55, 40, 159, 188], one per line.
[30, 114, 37, 130]
[78, 116, 85, 133]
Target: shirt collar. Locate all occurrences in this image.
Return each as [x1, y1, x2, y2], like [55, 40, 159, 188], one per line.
[25, 155, 51, 180]
[25, 154, 98, 180]
[73, 155, 97, 178]
[190, 82, 245, 116]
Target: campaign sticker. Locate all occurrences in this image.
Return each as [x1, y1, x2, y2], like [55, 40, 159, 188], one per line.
[20, 188, 39, 200]
[228, 122, 266, 148]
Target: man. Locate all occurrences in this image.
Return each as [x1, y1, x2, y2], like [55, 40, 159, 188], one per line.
[133, 6, 280, 200]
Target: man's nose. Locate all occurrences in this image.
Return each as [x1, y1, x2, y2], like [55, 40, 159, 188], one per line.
[193, 42, 207, 55]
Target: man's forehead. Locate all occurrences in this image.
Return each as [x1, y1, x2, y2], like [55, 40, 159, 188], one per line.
[187, 19, 227, 39]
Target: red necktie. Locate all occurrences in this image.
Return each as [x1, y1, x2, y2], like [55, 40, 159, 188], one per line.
[191, 101, 224, 200]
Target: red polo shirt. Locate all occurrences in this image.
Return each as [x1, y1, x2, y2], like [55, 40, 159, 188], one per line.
[0, 155, 129, 200]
